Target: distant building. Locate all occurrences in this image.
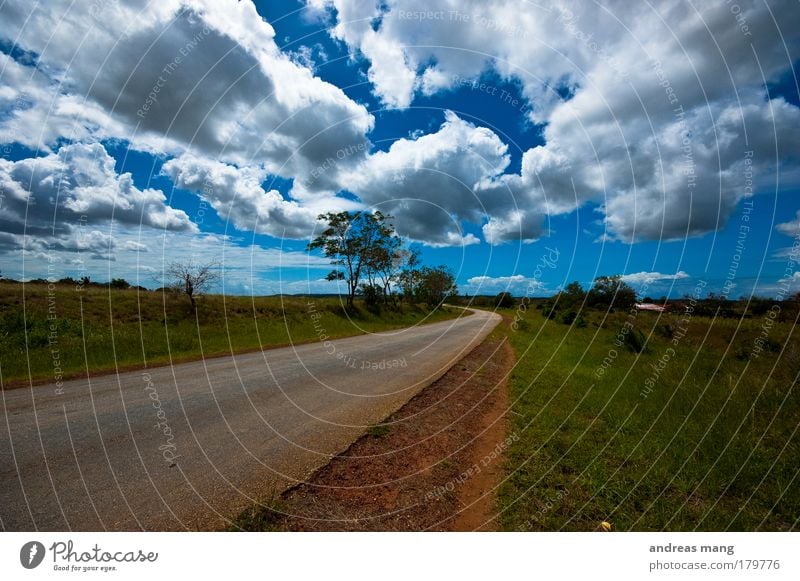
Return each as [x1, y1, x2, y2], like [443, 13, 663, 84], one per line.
[635, 303, 667, 312]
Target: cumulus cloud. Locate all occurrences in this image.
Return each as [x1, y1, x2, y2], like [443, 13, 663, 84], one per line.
[0, 0, 373, 187]
[342, 111, 513, 245]
[312, 0, 800, 242]
[2, 0, 799, 253]
[162, 155, 324, 239]
[620, 271, 690, 285]
[0, 143, 194, 253]
[0, 0, 389, 252]
[464, 274, 548, 295]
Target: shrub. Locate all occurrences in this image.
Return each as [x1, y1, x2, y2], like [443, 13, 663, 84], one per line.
[109, 278, 130, 289]
[658, 324, 674, 339]
[495, 291, 515, 308]
[621, 327, 647, 353]
[360, 283, 382, 313]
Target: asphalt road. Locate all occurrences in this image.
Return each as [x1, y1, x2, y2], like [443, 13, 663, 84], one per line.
[0, 308, 501, 531]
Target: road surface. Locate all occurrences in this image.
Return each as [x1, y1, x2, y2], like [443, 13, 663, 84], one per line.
[0, 308, 500, 530]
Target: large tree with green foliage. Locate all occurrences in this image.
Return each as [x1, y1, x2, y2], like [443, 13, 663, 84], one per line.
[587, 275, 636, 311]
[363, 223, 404, 304]
[308, 211, 398, 309]
[415, 265, 458, 306]
[495, 291, 514, 308]
[558, 281, 587, 309]
[397, 247, 422, 303]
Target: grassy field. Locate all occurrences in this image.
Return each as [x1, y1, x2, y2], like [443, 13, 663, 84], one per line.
[496, 305, 799, 531]
[0, 282, 462, 386]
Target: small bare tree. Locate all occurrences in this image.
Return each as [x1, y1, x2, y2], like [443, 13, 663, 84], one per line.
[164, 260, 220, 309]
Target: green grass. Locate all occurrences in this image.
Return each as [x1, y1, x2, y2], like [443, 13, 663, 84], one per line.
[228, 492, 286, 532]
[366, 424, 391, 438]
[497, 307, 799, 531]
[0, 282, 463, 385]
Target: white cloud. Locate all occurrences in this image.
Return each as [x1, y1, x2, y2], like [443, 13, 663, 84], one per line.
[342, 110, 512, 245]
[313, 0, 800, 242]
[620, 271, 690, 285]
[0, 0, 387, 250]
[780, 272, 800, 292]
[124, 240, 149, 252]
[758, 271, 800, 298]
[464, 274, 547, 295]
[0, 0, 374, 188]
[162, 155, 324, 239]
[0, 143, 194, 252]
[776, 211, 800, 237]
[2, 0, 799, 253]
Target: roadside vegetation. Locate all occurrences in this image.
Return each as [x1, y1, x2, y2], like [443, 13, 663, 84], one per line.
[0, 211, 462, 386]
[493, 278, 799, 531]
[308, 210, 457, 310]
[0, 281, 461, 386]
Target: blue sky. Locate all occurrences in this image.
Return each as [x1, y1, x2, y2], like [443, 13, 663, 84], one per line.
[0, 0, 798, 298]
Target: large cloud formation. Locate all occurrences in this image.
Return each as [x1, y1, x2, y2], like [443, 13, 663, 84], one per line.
[342, 111, 509, 245]
[0, 0, 378, 269]
[162, 155, 322, 239]
[1, 0, 798, 258]
[0, 0, 373, 194]
[309, 0, 800, 243]
[0, 143, 194, 255]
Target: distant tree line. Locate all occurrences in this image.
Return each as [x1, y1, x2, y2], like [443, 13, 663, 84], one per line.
[480, 275, 800, 323]
[10, 275, 149, 291]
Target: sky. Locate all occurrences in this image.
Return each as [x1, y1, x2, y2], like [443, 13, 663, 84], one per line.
[0, 0, 798, 298]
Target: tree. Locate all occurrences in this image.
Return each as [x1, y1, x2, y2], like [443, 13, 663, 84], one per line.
[109, 278, 130, 289]
[559, 281, 586, 308]
[308, 211, 397, 309]
[416, 265, 457, 306]
[587, 275, 636, 311]
[397, 248, 423, 303]
[164, 260, 219, 309]
[364, 222, 403, 304]
[495, 291, 514, 308]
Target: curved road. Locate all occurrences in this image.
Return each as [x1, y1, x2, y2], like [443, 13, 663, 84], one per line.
[0, 308, 500, 531]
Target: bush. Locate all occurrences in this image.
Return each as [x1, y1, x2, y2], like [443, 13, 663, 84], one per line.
[495, 291, 515, 308]
[109, 278, 130, 289]
[588, 275, 636, 311]
[415, 266, 457, 306]
[360, 283, 382, 313]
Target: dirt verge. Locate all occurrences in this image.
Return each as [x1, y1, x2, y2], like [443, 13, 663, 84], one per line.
[234, 334, 514, 531]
